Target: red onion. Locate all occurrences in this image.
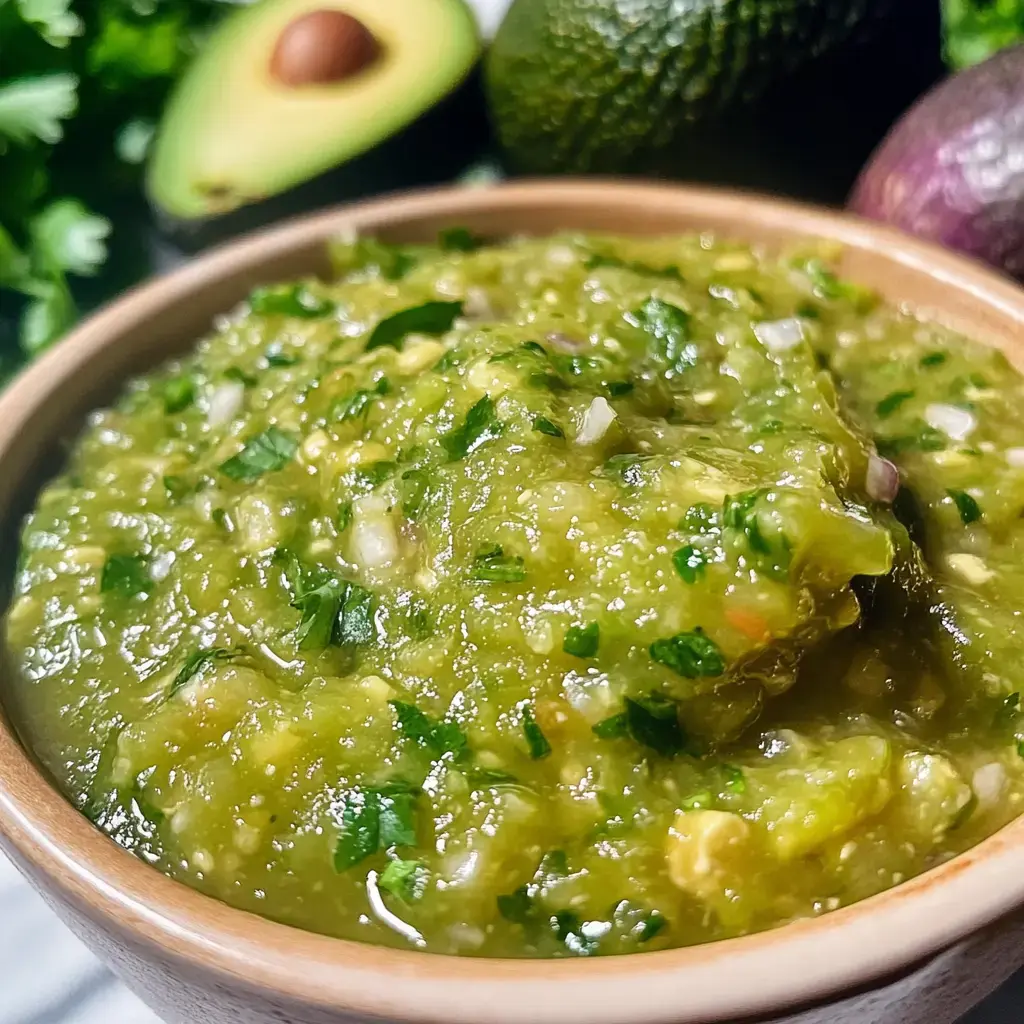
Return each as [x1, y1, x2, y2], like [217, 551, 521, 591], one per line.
[866, 453, 900, 503]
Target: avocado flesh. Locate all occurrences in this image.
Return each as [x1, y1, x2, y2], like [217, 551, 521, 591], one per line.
[485, 0, 893, 176]
[148, 0, 480, 220]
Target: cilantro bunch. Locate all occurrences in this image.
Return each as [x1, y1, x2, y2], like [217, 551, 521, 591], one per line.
[942, 0, 1024, 69]
[0, 0, 238, 372]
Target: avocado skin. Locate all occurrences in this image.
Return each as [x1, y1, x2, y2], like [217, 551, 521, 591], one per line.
[485, 0, 937, 198]
[153, 70, 489, 253]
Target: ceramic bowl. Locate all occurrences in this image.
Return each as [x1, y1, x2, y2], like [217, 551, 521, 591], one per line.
[2, 182, 1024, 1024]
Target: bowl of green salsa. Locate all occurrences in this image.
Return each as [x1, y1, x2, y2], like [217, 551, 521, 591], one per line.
[2, 182, 1024, 1024]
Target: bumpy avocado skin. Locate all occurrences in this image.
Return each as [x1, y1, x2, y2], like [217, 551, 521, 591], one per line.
[485, 0, 905, 181]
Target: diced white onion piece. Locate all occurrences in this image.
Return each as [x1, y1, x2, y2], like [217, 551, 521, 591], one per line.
[753, 318, 804, 352]
[150, 551, 175, 582]
[546, 331, 586, 352]
[352, 498, 398, 567]
[1006, 447, 1024, 467]
[946, 552, 994, 585]
[865, 453, 900, 503]
[576, 397, 617, 446]
[463, 287, 495, 320]
[925, 402, 975, 441]
[206, 381, 245, 428]
[972, 762, 1007, 808]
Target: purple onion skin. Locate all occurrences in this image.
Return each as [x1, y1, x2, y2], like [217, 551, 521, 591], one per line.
[849, 44, 1024, 280]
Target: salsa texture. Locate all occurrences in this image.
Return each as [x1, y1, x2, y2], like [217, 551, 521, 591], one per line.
[6, 232, 1024, 957]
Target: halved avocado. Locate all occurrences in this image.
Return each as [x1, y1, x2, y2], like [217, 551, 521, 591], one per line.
[148, 0, 482, 244]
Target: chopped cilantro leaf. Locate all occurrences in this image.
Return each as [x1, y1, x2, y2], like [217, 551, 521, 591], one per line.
[162, 374, 194, 413]
[948, 489, 982, 525]
[470, 544, 526, 583]
[721, 764, 746, 792]
[438, 227, 485, 252]
[920, 351, 948, 368]
[352, 460, 396, 493]
[390, 700, 468, 760]
[637, 911, 667, 942]
[522, 704, 552, 760]
[367, 301, 462, 351]
[442, 396, 502, 461]
[168, 647, 238, 698]
[333, 783, 419, 871]
[592, 712, 629, 739]
[337, 501, 353, 532]
[163, 475, 194, 502]
[219, 426, 298, 482]
[533, 416, 564, 438]
[649, 628, 725, 679]
[624, 692, 687, 757]
[264, 344, 298, 367]
[628, 297, 696, 375]
[337, 582, 375, 646]
[292, 577, 345, 650]
[673, 544, 706, 584]
[497, 885, 534, 924]
[331, 376, 389, 422]
[875, 390, 915, 419]
[604, 380, 634, 397]
[467, 767, 521, 788]
[400, 468, 431, 519]
[876, 426, 947, 456]
[332, 237, 417, 280]
[224, 367, 257, 387]
[603, 453, 647, 486]
[249, 284, 334, 318]
[563, 622, 599, 658]
[378, 858, 427, 902]
[100, 553, 149, 597]
[680, 790, 713, 810]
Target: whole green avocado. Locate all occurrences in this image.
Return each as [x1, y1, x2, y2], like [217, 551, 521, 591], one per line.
[485, 0, 894, 176]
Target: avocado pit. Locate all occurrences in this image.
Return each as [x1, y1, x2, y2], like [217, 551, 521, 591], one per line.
[270, 9, 381, 87]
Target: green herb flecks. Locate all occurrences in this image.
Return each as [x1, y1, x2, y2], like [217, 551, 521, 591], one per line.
[497, 885, 534, 925]
[264, 344, 298, 367]
[521, 704, 552, 760]
[330, 376, 390, 422]
[649, 628, 725, 679]
[673, 545, 707, 584]
[470, 544, 526, 583]
[219, 426, 298, 482]
[400, 469, 431, 519]
[168, 646, 239, 698]
[948, 489, 982, 525]
[592, 712, 629, 739]
[378, 858, 428, 901]
[563, 622, 599, 658]
[389, 700, 468, 760]
[442, 396, 502, 460]
[721, 763, 747, 793]
[249, 284, 334, 318]
[920, 351, 948, 368]
[279, 552, 375, 652]
[623, 693, 687, 757]
[333, 782, 420, 871]
[367, 301, 462, 351]
[875, 390, 915, 419]
[100, 553, 149, 597]
[628, 297, 696, 376]
[162, 374, 195, 413]
[533, 416, 564, 438]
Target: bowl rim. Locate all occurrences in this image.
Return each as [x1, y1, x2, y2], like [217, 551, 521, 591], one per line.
[3, 179, 1024, 1024]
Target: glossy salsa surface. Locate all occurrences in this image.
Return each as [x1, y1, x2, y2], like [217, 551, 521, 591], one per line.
[7, 231, 1024, 957]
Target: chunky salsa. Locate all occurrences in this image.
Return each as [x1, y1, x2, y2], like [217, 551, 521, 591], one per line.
[6, 231, 1024, 957]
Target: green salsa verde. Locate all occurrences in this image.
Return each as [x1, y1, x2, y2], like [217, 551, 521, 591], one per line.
[7, 232, 1024, 957]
